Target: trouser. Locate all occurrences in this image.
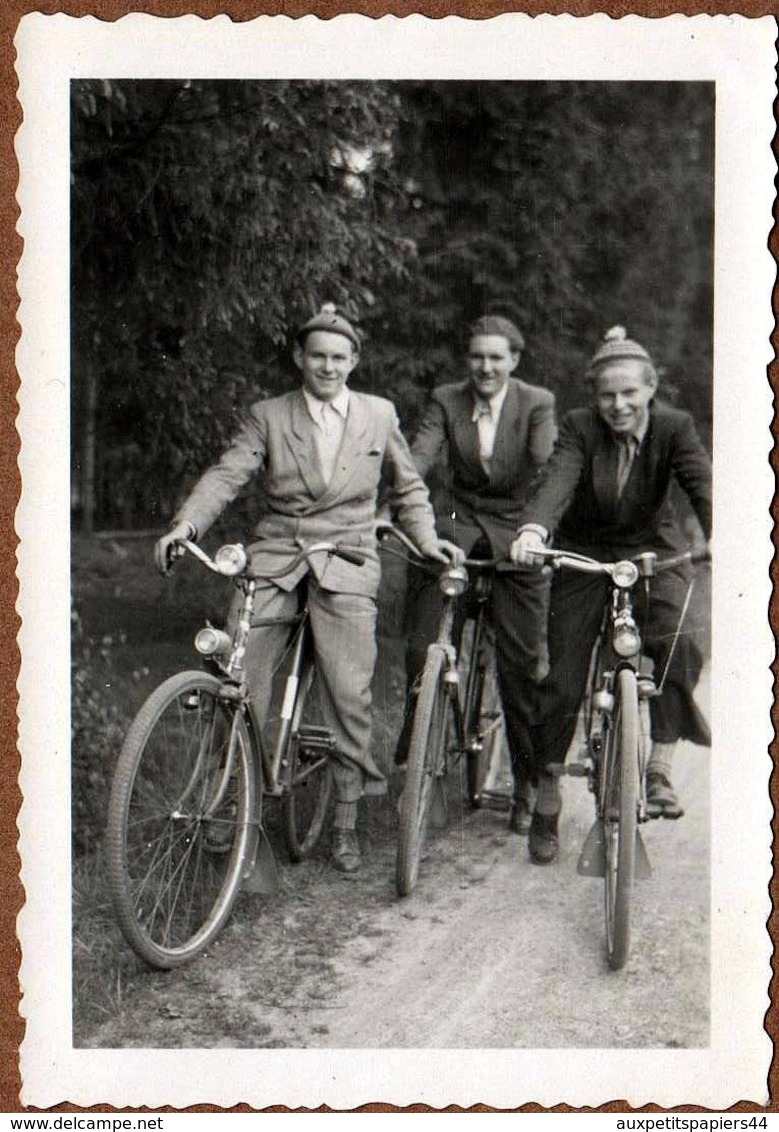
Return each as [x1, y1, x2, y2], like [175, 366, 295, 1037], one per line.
[228, 578, 378, 804]
[530, 562, 710, 777]
[402, 544, 550, 796]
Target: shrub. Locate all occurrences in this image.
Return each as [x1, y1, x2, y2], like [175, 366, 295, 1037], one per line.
[71, 606, 125, 855]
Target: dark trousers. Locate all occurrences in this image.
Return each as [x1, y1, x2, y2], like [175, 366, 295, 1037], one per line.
[529, 561, 710, 776]
[402, 545, 550, 796]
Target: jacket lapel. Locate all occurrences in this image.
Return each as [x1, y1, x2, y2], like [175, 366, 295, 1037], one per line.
[314, 390, 371, 506]
[592, 423, 619, 517]
[285, 390, 328, 499]
[488, 380, 519, 487]
[451, 385, 488, 482]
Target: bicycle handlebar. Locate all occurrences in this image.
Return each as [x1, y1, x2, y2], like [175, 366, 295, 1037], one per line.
[532, 545, 711, 580]
[376, 521, 426, 559]
[376, 521, 515, 571]
[178, 539, 366, 579]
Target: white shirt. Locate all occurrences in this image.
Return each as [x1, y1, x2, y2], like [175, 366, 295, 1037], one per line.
[303, 387, 349, 485]
[471, 381, 509, 475]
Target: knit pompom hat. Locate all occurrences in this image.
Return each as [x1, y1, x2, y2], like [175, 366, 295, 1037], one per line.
[587, 326, 656, 376]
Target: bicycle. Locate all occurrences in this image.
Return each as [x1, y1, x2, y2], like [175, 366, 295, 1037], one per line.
[105, 537, 364, 969]
[378, 524, 513, 898]
[533, 544, 709, 971]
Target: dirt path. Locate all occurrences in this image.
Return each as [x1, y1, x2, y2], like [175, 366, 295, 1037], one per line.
[82, 736, 709, 1050]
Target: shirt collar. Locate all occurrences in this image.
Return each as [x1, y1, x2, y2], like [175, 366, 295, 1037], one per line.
[627, 413, 650, 448]
[471, 380, 509, 422]
[303, 386, 350, 422]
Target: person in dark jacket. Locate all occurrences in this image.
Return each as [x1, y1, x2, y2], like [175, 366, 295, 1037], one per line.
[399, 315, 557, 834]
[511, 326, 712, 865]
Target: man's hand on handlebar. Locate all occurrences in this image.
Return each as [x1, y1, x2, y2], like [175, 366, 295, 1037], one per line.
[419, 537, 466, 566]
[510, 528, 548, 569]
[154, 521, 193, 576]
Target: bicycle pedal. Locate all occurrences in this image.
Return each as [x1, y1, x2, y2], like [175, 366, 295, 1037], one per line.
[297, 725, 336, 750]
[473, 790, 512, 813]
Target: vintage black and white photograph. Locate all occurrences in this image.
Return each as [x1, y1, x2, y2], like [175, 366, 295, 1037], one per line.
[15, 13, 774, 1110]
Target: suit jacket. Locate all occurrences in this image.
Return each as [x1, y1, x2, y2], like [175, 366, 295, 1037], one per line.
[411, 377, 557, 554]
[518, 402, 712, 557]
[175, 388, 438, 597]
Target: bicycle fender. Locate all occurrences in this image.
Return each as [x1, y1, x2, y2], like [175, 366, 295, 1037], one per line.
[577, 818, 606, 877]
[242, 827, 281, 895]
[576, 819, 652, 879]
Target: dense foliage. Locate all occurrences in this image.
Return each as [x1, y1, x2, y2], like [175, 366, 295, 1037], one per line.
[71, 79, 713, 531]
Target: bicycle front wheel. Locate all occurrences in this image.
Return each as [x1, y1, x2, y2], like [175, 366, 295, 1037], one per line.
[282, 661, 334, 862]
[602, 666, 640, 971]
[105, 671, 256, 969]
[396, 645, 451, 897]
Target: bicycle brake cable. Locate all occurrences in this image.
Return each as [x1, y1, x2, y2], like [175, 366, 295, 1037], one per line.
[655, 576, 696, 695]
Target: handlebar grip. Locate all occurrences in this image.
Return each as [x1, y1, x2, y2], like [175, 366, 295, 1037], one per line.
[334, 544, 366, 566]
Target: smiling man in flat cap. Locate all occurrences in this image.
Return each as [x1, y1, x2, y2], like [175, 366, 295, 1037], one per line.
[156, 303, 460, 873]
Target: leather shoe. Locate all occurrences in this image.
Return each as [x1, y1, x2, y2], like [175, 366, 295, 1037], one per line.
[331, 828, 361, 874]
[645, 772, 684, 820]
[529, 810, 559, 865]
[508, 797, 533, 836]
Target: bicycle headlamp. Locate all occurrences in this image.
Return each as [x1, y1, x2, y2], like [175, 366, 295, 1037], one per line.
[195, 627, 233, 657]
[439, 564, 469, 598]
[214, 543, 248, 576]
[611, 560, 639, 589]
[612, 624, 641, 658]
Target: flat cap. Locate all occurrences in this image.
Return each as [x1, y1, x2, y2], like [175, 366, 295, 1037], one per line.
[296, 303, 361, 351]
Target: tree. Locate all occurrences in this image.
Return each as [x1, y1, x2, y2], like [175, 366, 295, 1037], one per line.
[71, 79, 409, 529]
[71, 79, 713, 530]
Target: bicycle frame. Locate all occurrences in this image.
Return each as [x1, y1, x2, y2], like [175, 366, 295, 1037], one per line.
[429, 573, 490, 769]
[533, 544, 707, 968]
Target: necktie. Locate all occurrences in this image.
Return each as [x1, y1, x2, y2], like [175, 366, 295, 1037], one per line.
[616, 436, 638, 498]
[475, 401, 496, 475]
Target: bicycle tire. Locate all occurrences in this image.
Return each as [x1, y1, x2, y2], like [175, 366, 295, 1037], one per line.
[396, 645, 450, 897]
[602, 666, 640, 971]
[459, 616, 488, 805]
[105, 671, 256, 969]
[281, 661, 334, 861]
[466, 663, 489, 805]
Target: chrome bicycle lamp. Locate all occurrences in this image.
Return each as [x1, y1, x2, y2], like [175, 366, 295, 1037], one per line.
[214, 543, 248, 576]
[612, 618, 642, 659]
[611, 560, 639, 589]
[195, 626, 233, 658]
[439, 564, 469, 598]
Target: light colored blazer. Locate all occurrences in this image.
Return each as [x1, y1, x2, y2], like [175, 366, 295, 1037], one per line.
[175, 387, 438, 596]
[411, 377, 557, 555]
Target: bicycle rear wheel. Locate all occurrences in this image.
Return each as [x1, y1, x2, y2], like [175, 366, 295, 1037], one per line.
[396, 645, 451, 897]
[282, 661, 334, 861]
[602, 666, 640, 971]
[105, 671, 256, 969]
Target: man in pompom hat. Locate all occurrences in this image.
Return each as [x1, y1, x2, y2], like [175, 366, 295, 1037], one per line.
[511, 326, 711, 866]
[155, 303, 460, 874]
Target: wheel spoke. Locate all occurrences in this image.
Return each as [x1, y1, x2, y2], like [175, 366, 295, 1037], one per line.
[106, 673, 256, 967]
